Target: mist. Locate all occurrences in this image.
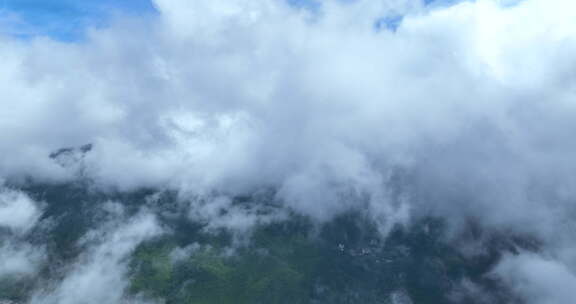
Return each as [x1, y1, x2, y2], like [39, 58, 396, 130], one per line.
[1, 0, 576, 303]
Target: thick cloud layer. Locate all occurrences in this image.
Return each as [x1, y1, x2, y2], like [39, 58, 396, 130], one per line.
[2, 0, 576, 302]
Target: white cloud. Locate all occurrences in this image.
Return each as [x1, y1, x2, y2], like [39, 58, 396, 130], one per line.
[0, 0, 575, 264]
[495, 253, 576, 304]
[31, 212, 162, 304]
[0, 242, 44, 277]
[0, 187, 45, 280]
[0, 188, 42, 234]
[2, 0, 576, 301]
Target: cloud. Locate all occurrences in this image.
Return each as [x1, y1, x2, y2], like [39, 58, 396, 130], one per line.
[0, 2, 576, 300]
[0, 187, 42, 234]
[0, 242, 44, 278]
[0, 0, 573, 231]
[495, 253, 576, 304]
[30, 210, 162, 304]
[0, 186, 45, 280]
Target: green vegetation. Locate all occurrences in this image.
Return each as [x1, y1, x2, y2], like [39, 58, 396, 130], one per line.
[0, 275, 35, 303]
[128, 217, 317, 304]
[126, 213, 526, 304]
[0, 182, 536, 304]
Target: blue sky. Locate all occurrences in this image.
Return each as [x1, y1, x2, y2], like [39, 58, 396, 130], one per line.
[0, 0, 156, 40]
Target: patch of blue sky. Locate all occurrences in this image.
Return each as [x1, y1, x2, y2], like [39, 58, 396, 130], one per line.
[0, 0, 156, 41]
[373, 0, 462, 33]
[286, 0, 320, 10]
[285, 0, 470, 33]
[375, 15, 403, 32]
[376, 0, 517, 33]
